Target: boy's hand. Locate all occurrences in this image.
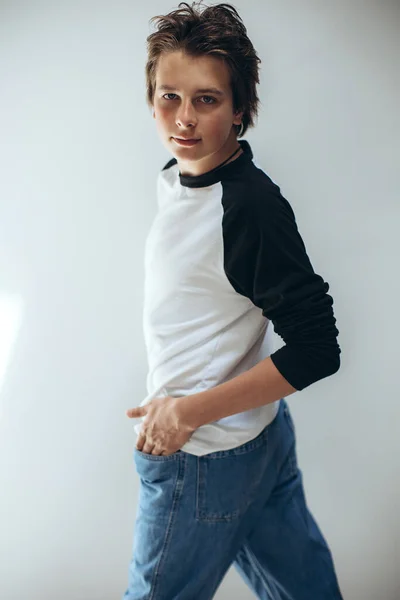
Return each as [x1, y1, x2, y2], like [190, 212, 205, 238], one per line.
[126, 396, 196, 456]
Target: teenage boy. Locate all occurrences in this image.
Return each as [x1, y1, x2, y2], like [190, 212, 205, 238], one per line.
[123, 3, 344, 599]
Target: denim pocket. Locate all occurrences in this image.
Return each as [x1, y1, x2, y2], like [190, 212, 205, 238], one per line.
[134, 447, 182, 462]
[133, 448, 184, 493]
[196, 429, 268, 523]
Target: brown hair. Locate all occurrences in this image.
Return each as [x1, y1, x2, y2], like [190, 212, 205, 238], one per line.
[145, 1, 262, 137]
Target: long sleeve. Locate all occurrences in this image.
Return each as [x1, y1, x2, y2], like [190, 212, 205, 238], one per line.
[223, 186, 341, 391]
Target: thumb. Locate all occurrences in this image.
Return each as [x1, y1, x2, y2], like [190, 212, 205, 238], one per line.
[126, 406, 147, 418]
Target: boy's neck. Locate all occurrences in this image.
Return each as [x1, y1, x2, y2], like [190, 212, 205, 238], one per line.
[178, 139, 243, 177]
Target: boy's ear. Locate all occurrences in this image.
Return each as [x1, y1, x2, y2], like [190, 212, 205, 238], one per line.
[233, 109, 244, 126]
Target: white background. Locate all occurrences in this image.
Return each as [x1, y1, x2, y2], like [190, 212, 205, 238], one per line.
[0, 1, 399, 598]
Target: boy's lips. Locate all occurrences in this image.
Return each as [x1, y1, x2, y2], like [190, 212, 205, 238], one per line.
[175, 136, 200, 141]
[173, 137, 201, 146]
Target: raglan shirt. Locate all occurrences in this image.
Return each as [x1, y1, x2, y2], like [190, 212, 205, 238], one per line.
[134, 139, 341, 456]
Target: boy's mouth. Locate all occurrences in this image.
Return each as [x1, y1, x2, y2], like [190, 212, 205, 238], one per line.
[172, 137, 201, 147]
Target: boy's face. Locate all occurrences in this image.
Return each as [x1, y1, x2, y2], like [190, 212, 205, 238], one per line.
[152, 51, 244, 177]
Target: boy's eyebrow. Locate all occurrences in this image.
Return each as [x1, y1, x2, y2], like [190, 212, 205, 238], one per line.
[158, 84, 225, 96]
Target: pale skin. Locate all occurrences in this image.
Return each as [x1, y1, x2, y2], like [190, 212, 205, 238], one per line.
[126, 50, 298, 455]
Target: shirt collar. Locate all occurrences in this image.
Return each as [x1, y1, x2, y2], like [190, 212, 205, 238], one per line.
[178, 139, 253, 189]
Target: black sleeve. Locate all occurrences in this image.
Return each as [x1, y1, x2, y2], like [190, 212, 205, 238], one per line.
[223, 189, 341, 391]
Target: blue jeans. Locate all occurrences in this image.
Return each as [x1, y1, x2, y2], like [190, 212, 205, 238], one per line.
[122, 399, 343, 599]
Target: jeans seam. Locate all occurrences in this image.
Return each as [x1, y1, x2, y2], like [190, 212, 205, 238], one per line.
[240, 544, 282, 600]
[149, 453, 186, 600]
[284, 409, 297, 477]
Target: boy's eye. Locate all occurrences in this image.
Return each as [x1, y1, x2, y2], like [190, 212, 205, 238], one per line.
[201, 96, 216, 104]
[162, 93, 216, 104]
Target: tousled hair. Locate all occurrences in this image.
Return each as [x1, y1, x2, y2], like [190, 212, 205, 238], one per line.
[145, 1, 262, 137]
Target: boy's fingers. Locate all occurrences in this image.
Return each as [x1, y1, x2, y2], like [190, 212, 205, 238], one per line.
[126, 407, 146, 418]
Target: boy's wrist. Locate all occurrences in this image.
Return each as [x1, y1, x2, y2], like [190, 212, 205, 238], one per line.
[175, 393, 206, 430]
